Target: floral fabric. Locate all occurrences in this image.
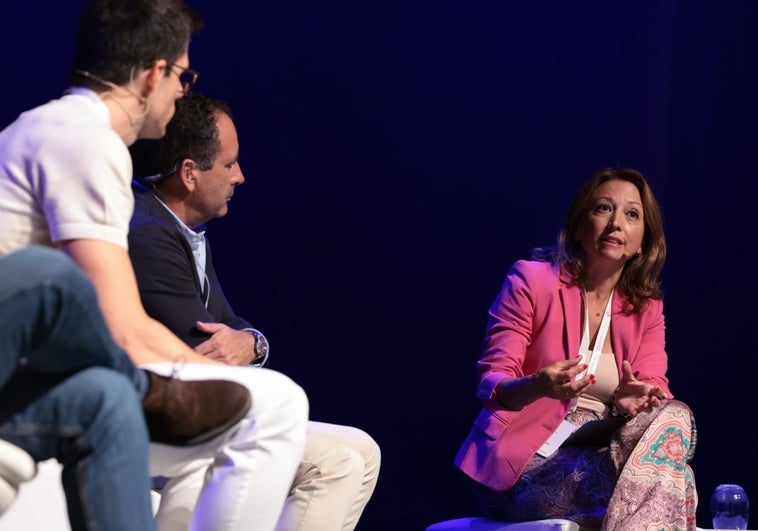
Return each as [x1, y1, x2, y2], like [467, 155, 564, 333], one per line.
[472, 400, 697, 530]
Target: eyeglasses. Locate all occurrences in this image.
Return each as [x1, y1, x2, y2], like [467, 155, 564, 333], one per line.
[168, 63, 199, 93]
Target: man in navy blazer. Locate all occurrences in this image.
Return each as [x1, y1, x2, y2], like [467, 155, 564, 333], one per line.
[128, 92, 380, 531]
[129, 177, 261, 365]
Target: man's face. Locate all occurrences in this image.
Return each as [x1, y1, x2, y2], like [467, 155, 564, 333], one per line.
[191, 112, 245, 223]
[140, 48, 191, 140]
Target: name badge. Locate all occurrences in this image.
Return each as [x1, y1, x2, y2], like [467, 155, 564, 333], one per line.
[536, 419, 576, 458]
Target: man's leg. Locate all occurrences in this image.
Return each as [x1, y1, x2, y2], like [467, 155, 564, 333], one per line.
[144, 364, 308, 531]
[0, 367, 157, 531]
[275, 420, 381, 531]
[0, 246, 144, 389]
[0, 246, 252, 447]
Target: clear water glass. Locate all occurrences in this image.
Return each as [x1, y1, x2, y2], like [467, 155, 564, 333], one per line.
[711, 483, 749, 530]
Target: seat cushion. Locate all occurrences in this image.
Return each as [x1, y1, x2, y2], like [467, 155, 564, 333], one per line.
[0, 440, 36, 486]
[0, 439, 37, 516]
[0, 479, 18, 516]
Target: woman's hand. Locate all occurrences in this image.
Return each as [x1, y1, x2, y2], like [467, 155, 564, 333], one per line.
[534, 356, 595, 400]
[613, 360, 667, 417]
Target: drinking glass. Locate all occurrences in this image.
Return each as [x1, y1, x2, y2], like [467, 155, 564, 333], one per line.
[711, 484, 749, 530]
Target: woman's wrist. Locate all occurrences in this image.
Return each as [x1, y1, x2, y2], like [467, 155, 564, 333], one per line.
[495, 374, 538, 410]
[610, 387, 629, 418]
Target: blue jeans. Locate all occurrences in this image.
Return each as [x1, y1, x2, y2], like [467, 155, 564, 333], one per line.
[0, 246, 156, 531]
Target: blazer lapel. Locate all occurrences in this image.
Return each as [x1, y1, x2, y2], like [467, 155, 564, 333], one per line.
[558, 270, 582, 360]
[610, 296, 630, 378]
[134, 185, 204, 295]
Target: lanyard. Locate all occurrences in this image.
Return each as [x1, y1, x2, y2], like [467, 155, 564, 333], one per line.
[570, 288, 613, 411]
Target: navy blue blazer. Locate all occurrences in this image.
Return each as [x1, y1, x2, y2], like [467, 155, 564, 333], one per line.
[128, 182, 253, 349]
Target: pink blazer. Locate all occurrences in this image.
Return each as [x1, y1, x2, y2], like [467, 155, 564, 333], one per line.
[454, 259, 672, 491]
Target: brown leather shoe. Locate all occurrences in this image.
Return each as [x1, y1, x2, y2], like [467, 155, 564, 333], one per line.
[142, 371, 252, 446]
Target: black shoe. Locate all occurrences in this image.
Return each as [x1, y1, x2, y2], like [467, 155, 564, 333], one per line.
[142, 371, 252, 446]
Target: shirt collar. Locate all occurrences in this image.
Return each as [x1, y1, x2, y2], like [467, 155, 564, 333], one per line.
[63, 86, 110, 124]
[136, 180, 207, 252]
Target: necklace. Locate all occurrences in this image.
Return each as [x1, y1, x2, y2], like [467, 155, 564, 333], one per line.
[584, 289, 612, 317]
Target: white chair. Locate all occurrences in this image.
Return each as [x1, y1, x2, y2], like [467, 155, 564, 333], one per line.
[425, 517, 581, 530]
[0, 439, 36, 516]
[0, 458, 161, 530]
[0, 459, 71, 530]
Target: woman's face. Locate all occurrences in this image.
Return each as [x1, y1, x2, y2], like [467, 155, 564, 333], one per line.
[578, 179, 645, 266]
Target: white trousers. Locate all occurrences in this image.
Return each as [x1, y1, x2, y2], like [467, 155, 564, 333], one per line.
[141, 363, 309, 531]
[276, 420, 381, 531]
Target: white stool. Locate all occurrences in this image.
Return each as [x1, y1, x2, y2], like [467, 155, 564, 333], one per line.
[0, 439, 36, 516]
[0, 459, 161, 530]
[0, 459, 70, 530]
[425, 517, 581, 530]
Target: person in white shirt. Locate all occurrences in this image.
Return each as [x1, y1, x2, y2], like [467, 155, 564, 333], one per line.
[0, 1, 309, 530]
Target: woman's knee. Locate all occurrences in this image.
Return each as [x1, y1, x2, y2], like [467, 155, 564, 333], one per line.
[662, 398, 697, 457]
[660, 399, 695, 430]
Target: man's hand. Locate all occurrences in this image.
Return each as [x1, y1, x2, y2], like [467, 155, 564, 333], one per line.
[193, 321, 256, 366]
[60, 239, 222, 366]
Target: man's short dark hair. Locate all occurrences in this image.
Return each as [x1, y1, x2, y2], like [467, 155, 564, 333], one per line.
[130, 92, 233, 182]
[72, 0, 203, 88]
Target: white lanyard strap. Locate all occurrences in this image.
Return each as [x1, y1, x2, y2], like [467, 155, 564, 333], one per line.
[570, 288, 613, 411]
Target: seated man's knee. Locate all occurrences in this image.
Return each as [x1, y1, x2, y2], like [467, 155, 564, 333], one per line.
[362, 431, 381, 472]
[349, 429, 381, 485]
[339, 426, 380, 474]
[46, 256, 95, 298]
[319, 428, 380, 483]
[270, 371, 309, 420]
[66, 368, 146, 441]
[13, 246, 96, 301]
[287, 380, 309, 428]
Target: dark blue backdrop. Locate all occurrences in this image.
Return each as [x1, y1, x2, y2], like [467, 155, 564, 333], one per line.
[3, 2, 757, 529]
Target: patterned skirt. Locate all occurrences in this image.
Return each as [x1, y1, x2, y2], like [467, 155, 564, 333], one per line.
[472, 400, 697, 530]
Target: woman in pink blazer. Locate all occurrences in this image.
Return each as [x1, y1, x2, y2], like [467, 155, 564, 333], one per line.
[455, 168, 697, 530]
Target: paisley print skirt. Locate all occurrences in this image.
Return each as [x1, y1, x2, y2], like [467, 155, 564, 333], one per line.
[472, 400, 697, 530]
